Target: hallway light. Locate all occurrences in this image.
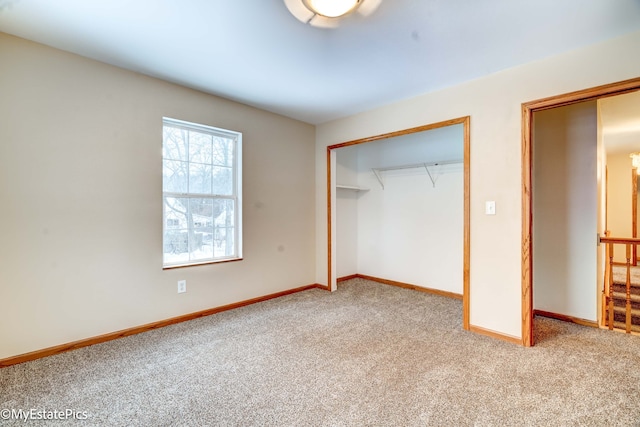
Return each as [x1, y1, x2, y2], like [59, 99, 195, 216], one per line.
[630, 152, 640, 173]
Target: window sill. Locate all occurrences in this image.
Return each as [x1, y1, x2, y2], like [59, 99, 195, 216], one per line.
[163, 257, 243, 270]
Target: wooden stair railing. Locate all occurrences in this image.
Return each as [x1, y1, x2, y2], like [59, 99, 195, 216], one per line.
[600, 233, 640, 334]
[602, 230, 611, 328]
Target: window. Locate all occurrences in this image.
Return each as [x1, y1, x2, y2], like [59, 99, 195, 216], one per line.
[162, 118, 242, 268]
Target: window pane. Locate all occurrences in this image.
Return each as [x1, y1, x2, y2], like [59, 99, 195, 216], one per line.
[189, 131, 213, 164]
[214, 198, 235, 227]
[212, 166, 233, 195]
[190, 198, 214, 230]
[214, 199, 235, 256]
[189, 198, 214, 261]
[164, 197, 189, 226]
[189, 163, 212, 194]
[163, 160, 188, 193]
[195, 228, 215, 261]
[213, 136, 234, 167]
[214, 227, 235, 257]
[163, 197, 189, 264]
[163, 127, 188, 161]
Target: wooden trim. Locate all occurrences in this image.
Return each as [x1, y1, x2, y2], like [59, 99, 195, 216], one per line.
[468, 325, 522, 345]
[162, 257, 243, 270]
[0, 284, 328, 368]
[357, 274, 463, 300]
[462, 116, 471, 330]
[327, 117, 469, 151]
[337, 274, 359, 282]
[522, 77, 640, 112]
[326, 116, 471, 332]
[533, 309, 599, 328]
[609, 241, 616, 330]
[522, 78, 640, 348]
[312, 284, 330, 291]
[522, 102, 534, 347]
[327, 147, 333, 290]
[601, 238, 640, 245]
[602, 230, 611, 326]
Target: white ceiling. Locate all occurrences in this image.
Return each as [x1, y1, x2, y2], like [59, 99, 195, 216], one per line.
[1, 0, 640, 124]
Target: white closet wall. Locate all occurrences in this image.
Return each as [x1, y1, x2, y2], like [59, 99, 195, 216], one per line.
[336, 125, 464, 293]
[336, 146, 360, 277]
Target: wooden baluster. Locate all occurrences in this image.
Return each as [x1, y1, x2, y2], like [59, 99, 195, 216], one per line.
[626, 243, 632, 333]
[602, 238, 610, 326]
[609, 243, 615, 330]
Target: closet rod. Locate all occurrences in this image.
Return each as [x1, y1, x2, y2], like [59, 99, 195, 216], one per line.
[372, 159, 462, 189]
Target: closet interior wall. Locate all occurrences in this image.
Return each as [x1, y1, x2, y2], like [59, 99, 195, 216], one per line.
[335, 125, 464, 294]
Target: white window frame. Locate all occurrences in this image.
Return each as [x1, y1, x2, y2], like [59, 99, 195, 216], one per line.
[162, 117, 242, 268]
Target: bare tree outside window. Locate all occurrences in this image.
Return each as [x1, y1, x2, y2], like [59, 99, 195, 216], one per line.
[162, 118, 241, 267]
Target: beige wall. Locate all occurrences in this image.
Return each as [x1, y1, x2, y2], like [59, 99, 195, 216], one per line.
[316, 30, 640, 338]
[0, 33, 316, 360]
[532, 102, 598, 321]
[606, 152, 634, 239]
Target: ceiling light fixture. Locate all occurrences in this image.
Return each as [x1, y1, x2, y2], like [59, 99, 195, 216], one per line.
[284, 0, 381, 28]
[304, 0, 360, 18]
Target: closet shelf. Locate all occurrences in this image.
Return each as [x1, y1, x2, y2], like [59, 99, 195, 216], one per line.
[372, 160, 462, 189]
[336, 184, 370, 192]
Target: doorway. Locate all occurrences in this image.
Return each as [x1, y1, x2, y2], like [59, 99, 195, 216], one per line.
[327, 116, 471, 330]
[522, 77, 640, 346]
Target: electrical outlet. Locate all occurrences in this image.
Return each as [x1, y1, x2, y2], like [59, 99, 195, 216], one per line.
[177, 280, 186, 294]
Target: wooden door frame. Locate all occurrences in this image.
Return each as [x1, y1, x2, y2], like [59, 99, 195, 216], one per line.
[327, 116, 471, 330]
[521, 77, 640, 347]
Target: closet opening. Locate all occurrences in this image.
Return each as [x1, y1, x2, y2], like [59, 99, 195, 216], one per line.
[327, 117, 470, 330]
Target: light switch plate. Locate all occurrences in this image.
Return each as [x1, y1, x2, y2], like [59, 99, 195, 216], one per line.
[485, 201, 496, 215]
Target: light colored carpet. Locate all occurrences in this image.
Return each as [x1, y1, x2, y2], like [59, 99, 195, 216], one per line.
[1, 278, 640, 426]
